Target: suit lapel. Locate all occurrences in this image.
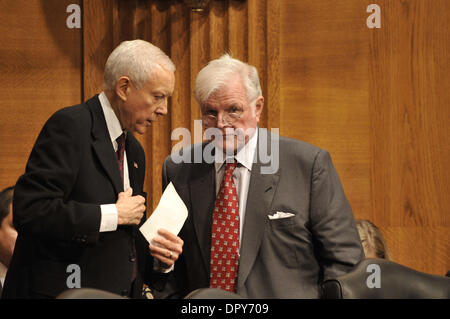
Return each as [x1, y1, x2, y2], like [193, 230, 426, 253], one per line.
[237, 128, 280, 289]
[189, 160, 216, 274]
[87, 96, 123, 195]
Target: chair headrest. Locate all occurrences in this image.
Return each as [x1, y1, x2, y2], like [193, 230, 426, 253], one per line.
[57, 288, 126, 299]
[321, 258, 450, 299]
[184, 288, 244, 299]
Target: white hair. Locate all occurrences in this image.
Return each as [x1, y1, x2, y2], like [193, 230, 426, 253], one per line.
[103, 39, 175, 91]
[194, 54, 262, 106]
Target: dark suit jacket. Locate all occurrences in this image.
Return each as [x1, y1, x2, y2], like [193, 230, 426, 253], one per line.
[2, 95, 153, 298]
[158, 128, 364, 298]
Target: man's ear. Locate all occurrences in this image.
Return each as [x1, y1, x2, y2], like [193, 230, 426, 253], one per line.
[115, 76, 131, 101]
[254, 96, 264, 122]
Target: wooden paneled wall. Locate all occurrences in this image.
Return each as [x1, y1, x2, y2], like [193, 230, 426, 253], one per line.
[367, 0, 449, 275]
[0, 0, 448, 276]
[0, 0, 82, 188]
[280, 0, 449, 275]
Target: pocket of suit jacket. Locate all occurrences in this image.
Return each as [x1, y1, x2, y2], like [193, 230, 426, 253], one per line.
[265, 216, 300, 268]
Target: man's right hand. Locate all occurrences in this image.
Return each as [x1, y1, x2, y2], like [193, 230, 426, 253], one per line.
[116, 188, 146, 225]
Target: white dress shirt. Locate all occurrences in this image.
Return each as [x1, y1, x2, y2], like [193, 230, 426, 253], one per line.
[98, 92, 130, 232]
[214, 129, 258, 248]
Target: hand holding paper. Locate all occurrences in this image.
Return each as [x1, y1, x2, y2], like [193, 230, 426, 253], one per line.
[139, 182, 187, 267]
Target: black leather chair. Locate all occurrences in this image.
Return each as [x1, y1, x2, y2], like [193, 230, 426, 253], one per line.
[320, 258, 450, 299]
[58, 287, 243, 299]
[57, 288, 126, 299]
[184, 288, 244, 299]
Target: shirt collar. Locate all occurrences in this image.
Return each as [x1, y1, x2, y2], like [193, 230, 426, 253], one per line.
[214, 129, 258, 172]
[99, 92, 124, 143]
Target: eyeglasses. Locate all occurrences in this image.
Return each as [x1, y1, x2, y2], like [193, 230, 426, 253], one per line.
[202, 107, 245, 126]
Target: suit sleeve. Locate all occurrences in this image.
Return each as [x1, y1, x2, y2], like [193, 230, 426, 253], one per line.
[13, 110, 101, 244]
[145, 156, 187, 299]
[309, 150, 364, 281]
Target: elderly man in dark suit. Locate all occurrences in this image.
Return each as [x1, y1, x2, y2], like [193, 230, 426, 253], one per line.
[159, 54, 364, 298]
[3, 40, 183, 299]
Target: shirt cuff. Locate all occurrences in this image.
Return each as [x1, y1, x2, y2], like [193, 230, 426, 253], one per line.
[99, 204, 118, 232]
[153, 259, 174, 273]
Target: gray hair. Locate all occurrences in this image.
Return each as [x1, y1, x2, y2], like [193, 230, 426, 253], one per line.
[104, 39, 175, 91]
[194, 54, 262, 106]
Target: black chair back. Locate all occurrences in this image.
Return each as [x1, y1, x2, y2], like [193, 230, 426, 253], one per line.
[57, 288, 126, 299]
[320, 258, 450, 299]
[184, 288, 244, 299]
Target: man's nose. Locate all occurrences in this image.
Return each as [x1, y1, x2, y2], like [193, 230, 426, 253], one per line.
[216, 113, 229, 129]
[158, 99, 168, 115]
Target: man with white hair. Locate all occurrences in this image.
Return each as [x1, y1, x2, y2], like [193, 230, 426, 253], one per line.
[159, 54, 364, 298]
[3, 40, 183, 298]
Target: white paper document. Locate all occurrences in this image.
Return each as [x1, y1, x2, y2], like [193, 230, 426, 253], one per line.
[139, 182, 188, 244]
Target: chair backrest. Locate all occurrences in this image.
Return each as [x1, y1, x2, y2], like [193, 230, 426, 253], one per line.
[320, 258, 450, 299]
[184, 288, 244, 299]
[57, 288, 126, 299]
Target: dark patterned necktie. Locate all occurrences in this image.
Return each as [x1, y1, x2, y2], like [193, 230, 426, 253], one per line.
[116, 133, 125, 183]
[116, 133, 138, 284]
[210, 161, 240, 292]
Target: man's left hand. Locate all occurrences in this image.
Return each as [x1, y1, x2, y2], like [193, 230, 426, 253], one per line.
[149, 228, 184, 268]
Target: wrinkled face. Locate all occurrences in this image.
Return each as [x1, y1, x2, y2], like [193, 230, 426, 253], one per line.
[201, 75, 263, 153]
[118, 65, 175, 134]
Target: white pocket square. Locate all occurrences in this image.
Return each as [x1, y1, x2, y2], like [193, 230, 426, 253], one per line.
[268, 211, 295, 220]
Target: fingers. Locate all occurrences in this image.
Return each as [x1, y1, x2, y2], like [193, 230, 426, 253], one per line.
[149, 230, 184, 267]
[157, 228, 183, 244]
[135, 195, 146, 204]
[153, 232, 183, 254]
[149, 243, 177, 267]
[119, 187, 133, 199]
[116, 191, 146, 225]
[132, 199, 146, 221]
[117, 193, 145, 206]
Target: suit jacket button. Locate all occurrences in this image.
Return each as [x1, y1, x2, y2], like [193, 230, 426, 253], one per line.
[129, 255, 136, 262]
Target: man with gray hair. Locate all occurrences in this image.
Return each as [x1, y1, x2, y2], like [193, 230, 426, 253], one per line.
[159, 54, 364, 298]
[3, 40, 183, 299]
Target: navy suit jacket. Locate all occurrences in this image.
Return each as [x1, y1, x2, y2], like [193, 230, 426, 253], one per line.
[3, 96, 153, 298]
